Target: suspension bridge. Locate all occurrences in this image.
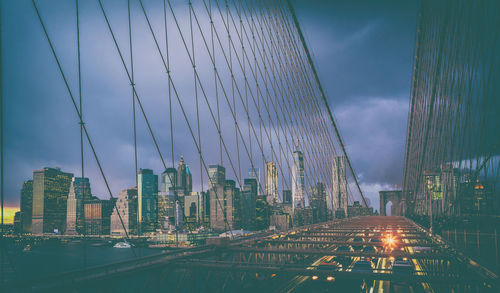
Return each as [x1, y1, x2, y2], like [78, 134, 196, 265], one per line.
[1, 0, 499, 292]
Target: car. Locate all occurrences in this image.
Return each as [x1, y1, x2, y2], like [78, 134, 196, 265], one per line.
[336, 245, 353, 252]
[352, 260, 374, 273]
[361, 246, 378, 263]
[335, 246, 353, 266]
[392, 260, 414, 275]
[353, 237, 364, 251]
[362, 246, 376, 253]
[318, 260, 339, 271]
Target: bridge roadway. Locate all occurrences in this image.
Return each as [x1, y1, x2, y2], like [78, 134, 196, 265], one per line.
[5, 216, 499, 292]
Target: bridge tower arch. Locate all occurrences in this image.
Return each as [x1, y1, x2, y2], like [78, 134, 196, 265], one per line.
[379, 190, 404, 216]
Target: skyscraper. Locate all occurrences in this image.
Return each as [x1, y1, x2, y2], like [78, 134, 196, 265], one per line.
[177, 156, 188, 193]
[208, 165, 238, 231]
[20, 180, 33, 233]
[137, 169, 158, 234]
[184, 191, 206, 224]
[84, 197, 102, 235]
[160, 168, 177, 193]
[282, 190, 292, 204]
[157, 190, 175, 231]
[248, 167, 262, 194]
[265, 161, 279, 205]
[186, 165, 192, 194]
[110, 187, 138, 236]
[332, 156, 348, 217]
[66, 177, 92, 235]
[32, 167, 73, 235]
[440, 164, 459, 216]
[83, 197, 116, 235]
[292, 143, 305, 211]
[209, 165, 226, 186]
[310, 182, 328, 223]
[241, 178, 257, 230]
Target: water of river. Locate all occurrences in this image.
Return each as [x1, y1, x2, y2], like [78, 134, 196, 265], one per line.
[3, 240, 168, 282]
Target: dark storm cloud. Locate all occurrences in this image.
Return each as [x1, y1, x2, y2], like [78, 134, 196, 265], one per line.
[2, 0, 417, 211]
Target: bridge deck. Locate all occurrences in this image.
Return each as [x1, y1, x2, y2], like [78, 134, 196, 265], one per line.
[5, 216, 499, 292]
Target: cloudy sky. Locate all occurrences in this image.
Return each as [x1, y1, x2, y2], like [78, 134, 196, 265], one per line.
[2, 0, 417, 214]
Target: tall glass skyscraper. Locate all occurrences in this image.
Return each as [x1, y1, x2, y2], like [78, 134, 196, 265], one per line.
[138, 169, 158, 234]
[32, 167, 73, 235]
[292, 144, 305, 211]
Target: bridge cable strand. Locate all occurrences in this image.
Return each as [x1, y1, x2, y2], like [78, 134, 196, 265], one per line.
[75, 0, 89, 269]
[128, 0, 138, 195]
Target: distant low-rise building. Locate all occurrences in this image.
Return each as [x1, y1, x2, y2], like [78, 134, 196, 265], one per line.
[347, 201, 374, 217]
[270, 214, 290, 231]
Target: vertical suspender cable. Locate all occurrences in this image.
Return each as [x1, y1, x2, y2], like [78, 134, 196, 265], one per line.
[75, 0, 88, 269]
[189, 0, 202, 231]
[209, 0, 222, 166]
[163, 0, 175, 171]
[0, 0, 4, 283]
[128, 0, 138, 189]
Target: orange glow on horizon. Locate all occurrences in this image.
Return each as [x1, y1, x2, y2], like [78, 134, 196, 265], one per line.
[2, 207, 19, 224]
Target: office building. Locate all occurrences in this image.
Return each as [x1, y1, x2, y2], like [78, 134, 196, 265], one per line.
[110, 187, 138, 236]
[157, 190, 175, 230]
[184, 191, 206, 224]
[32, 167, 73, 235]
[292, 143, 305, 210]
[332, 156, 348, 217]
[209, 165, 226, 187]
[347, 201, 374, 217]
[160, 168, 177, 193]
[66, 177, 92, 235]
[241, 178, 257, 230]
[248, 167, 262, 194]
[83, 197, 116, 235]
[20, 180, 33, 233]
[265, 161, 279, 205]
[84, 197, 102, 235]
[310, 182, 328, 223]
[137, 169, 158, 234]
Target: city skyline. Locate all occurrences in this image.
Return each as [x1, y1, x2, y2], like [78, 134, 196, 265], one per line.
[1, 0, 417, 213]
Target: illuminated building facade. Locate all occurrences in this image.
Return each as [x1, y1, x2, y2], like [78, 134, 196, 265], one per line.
[332, 156, 348, 217]
[32, 167, 73, 235]
[20, 180, 33, 233]
[292, 144, 305, 211]
[110, 187, 138, 236]
[137, 169, 158, 234]
[66, 177, 92, 235]
[265, 161, 279, 205]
